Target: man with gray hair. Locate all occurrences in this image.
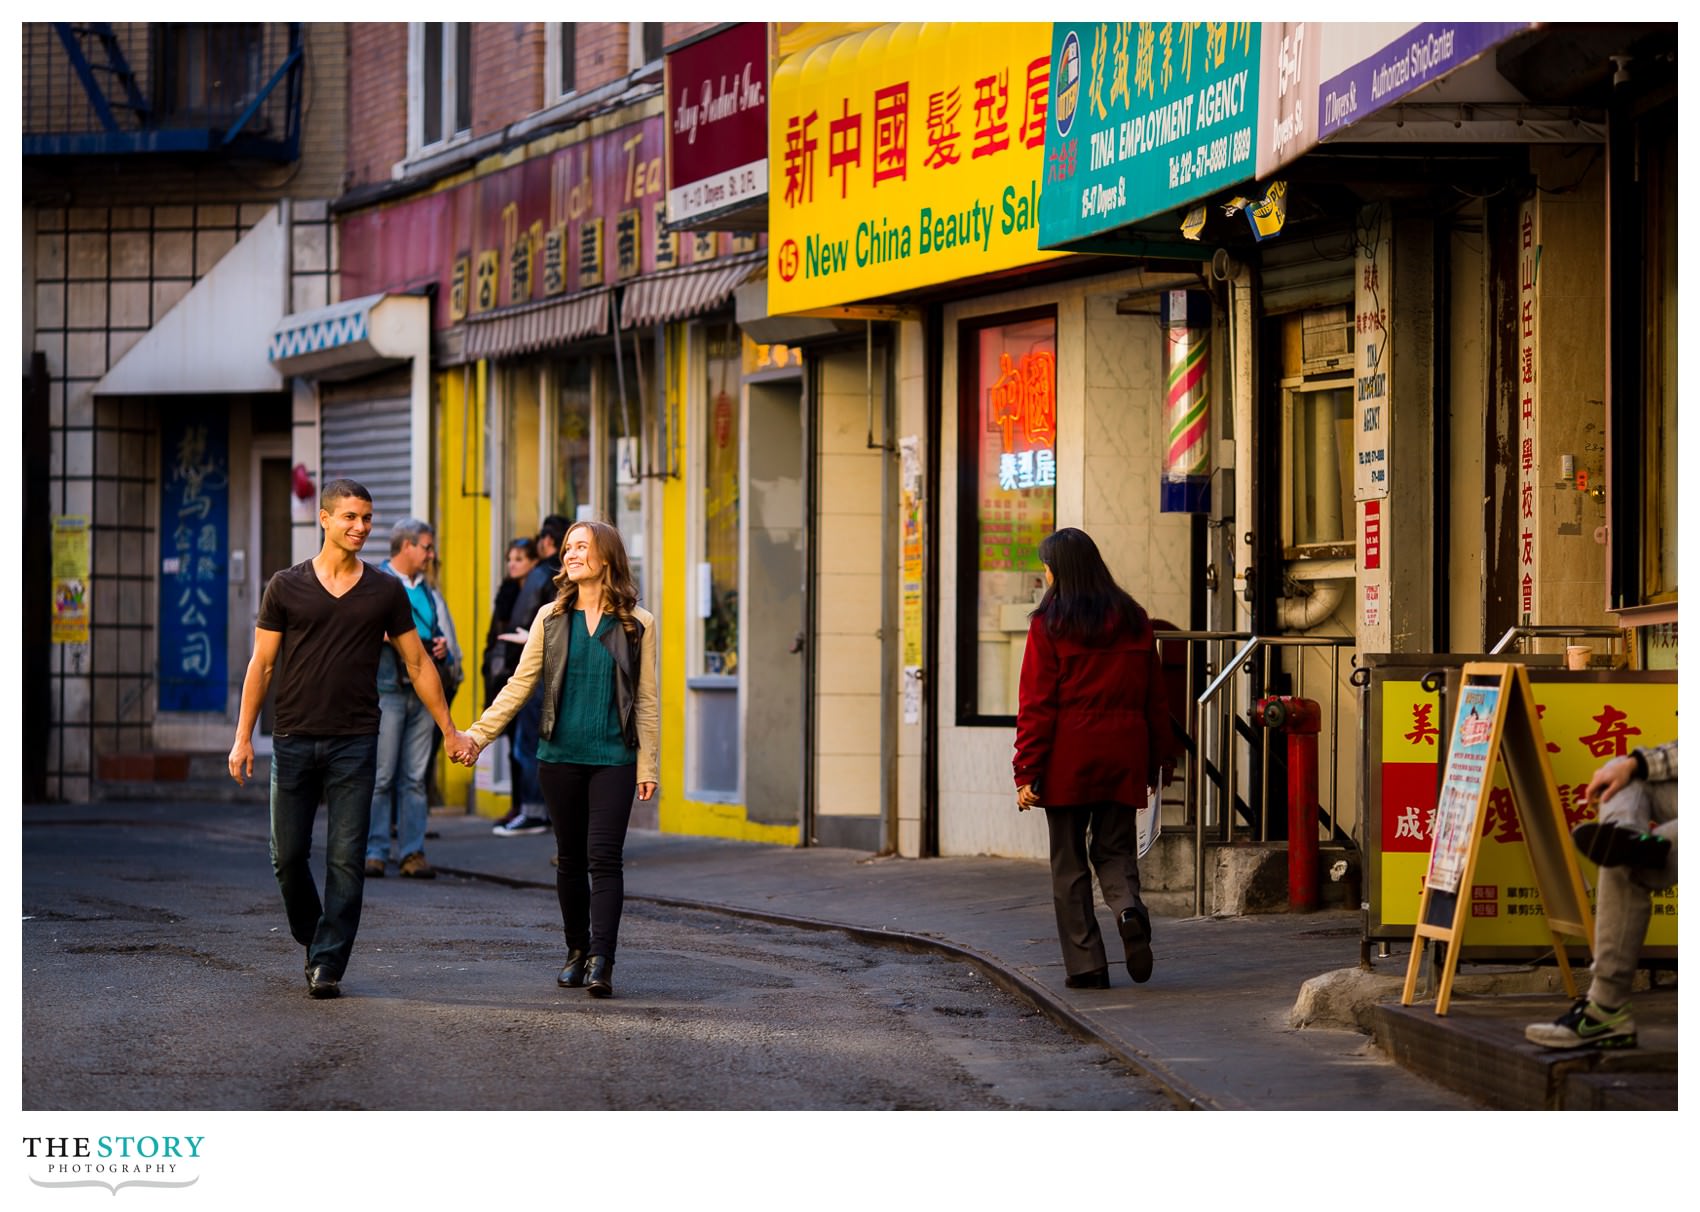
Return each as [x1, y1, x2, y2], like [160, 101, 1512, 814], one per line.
[367, 517, 463, 880]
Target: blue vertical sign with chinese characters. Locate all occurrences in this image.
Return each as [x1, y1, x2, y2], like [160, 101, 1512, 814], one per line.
[159, 412, 229, 712]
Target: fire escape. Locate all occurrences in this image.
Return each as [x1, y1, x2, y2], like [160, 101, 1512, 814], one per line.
[23, 22, 303, 160]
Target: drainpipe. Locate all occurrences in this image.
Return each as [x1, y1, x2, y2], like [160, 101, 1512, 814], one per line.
[1276, 579, 1346, 631]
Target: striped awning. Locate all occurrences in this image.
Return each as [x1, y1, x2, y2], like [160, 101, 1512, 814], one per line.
[463, 287, 611, 360]
[620, 252, 764, 329]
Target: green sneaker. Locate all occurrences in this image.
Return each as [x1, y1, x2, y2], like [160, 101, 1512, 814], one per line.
[1524, 996, 1637, 1050]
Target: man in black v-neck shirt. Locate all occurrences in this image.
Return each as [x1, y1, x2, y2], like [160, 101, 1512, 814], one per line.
[229, 479, 466, 999]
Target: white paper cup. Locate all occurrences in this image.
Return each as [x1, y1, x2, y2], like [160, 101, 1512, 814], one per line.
[1565, 644, 1591, 670]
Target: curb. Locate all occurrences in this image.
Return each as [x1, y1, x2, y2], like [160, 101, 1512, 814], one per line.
[436, 863, 1216, 1111]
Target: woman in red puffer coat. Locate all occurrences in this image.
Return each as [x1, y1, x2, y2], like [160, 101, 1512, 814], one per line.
[1013, 527, 1177, 990]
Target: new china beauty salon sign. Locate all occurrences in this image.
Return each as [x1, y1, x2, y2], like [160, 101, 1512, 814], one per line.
[767, 23, 1062, 315]
[665, 23, 770, 225]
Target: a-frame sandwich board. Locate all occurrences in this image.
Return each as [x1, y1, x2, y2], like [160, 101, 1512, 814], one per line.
[1400, 662, 1596, 1014]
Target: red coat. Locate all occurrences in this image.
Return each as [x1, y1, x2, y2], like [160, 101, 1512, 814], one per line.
[1013, 614, 1175, 809]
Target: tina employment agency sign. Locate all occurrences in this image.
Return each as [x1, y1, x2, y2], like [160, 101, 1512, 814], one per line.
[767, 23, 1063, 315]
[1039, 22, 1261, 250]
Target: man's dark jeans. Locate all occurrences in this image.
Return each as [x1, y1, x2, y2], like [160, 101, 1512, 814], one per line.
[269, 732, 379, 980]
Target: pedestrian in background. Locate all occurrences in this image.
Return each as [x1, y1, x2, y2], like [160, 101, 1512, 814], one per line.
[451, 520, 658, 999]
[493, 516, 569, 837]
[1013, 527, 1177, 990]
[229, 479, 464, 999]
[1527, 739, 1677, 1050]
[366, 517, 462, 880]
[483, 536, 541, 828]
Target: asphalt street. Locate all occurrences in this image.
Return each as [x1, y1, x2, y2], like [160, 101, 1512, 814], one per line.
[22, 806, 1172, 1111]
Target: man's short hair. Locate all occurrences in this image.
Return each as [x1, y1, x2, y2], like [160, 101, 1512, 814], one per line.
[320, 478, 373, 513]
[390, 517, 434, 556]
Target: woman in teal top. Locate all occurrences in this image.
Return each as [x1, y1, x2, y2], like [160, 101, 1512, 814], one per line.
[456, 521, 659, 998]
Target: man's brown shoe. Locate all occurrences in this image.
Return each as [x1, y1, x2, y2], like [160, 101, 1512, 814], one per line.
[399, 852, 436, 879]
[365, 859, 386, 878]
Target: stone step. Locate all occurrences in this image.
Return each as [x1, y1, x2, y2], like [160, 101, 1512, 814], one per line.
[1372, 988, 1677, 1110]
[94, 752, 269, 803]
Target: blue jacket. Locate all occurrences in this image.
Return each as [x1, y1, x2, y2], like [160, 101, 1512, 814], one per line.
[375, 559, 463, 697]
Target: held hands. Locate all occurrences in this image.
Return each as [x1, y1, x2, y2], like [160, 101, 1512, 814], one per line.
[431, 636, 449, 660]
[446, 729, 482, 767]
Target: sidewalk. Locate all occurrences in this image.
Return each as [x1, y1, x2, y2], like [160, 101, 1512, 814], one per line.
[429, 813, 1483, 1110]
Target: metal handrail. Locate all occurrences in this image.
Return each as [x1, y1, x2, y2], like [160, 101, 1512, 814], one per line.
[1172, 631, 1358, 917]
[1489, 624, 1628, 655]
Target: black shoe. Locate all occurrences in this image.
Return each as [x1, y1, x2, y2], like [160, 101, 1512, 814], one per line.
[585, 955, 614, 998]
[306, 965, 341, 999]
[1119, 905, 1154, 984]
[1064, 967, 1111, 989]
[1573, 821, 1670, 869]
[558, 949, 588, 988]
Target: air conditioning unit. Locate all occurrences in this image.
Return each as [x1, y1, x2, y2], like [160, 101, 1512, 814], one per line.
[1300, 306, 1353, 376]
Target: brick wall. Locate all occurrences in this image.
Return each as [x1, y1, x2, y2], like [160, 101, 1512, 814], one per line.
[471, 23, 545, 134]
[347, 23, 408, 189]
[575, 22, 631, 92]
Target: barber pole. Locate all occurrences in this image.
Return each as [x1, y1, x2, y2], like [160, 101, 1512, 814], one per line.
[1161, 289, 1211, 513]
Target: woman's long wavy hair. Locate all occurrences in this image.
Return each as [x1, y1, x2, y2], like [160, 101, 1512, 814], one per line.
[552, 520, 641, 638]
[1030, 527, 1149, 644]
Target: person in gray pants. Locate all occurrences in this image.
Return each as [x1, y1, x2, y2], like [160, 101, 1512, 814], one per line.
[1526, 739, 1676, 1050]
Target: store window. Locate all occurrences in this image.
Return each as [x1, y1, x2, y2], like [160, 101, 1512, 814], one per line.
[957, 308, 1057, 722]
[551, 359, 592, 525]
[604, 340, 650, 597]
[702, 325, 741, 676]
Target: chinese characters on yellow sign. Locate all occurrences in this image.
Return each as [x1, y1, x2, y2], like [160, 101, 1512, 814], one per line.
[1378, 678, 1677, 947]
[768, 23, 1063, 313]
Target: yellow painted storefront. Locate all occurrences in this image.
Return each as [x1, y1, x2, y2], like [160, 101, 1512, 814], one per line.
[655, 323, 800, 844]
[431, 362, 507, 818]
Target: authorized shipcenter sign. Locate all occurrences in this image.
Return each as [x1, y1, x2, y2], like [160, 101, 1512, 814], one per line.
[766, 23, 1063, 315]
[1039, 22, 1261, 249]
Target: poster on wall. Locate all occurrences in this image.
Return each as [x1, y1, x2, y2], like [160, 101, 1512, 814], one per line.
[1353, 201, 1390, 501]
[158, 412, 229, 713]
[51, 514, 90, 645]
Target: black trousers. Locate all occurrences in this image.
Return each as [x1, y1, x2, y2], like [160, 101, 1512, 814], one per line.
[538, 761, 638, 958]
[1043, 802, 1146, 977]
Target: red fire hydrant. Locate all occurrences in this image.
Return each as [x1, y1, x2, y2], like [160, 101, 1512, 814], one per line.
[1252, 695, 1323, 913]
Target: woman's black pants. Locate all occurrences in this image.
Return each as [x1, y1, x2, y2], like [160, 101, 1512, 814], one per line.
[1043, 802, 1145, 978]
[538, 761, 637, 958]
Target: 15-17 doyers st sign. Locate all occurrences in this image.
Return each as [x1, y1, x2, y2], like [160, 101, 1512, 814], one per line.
[767, 23, 1061, 315]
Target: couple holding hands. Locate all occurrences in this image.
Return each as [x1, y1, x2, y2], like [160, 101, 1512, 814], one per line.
[452, 518, 659, 998]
